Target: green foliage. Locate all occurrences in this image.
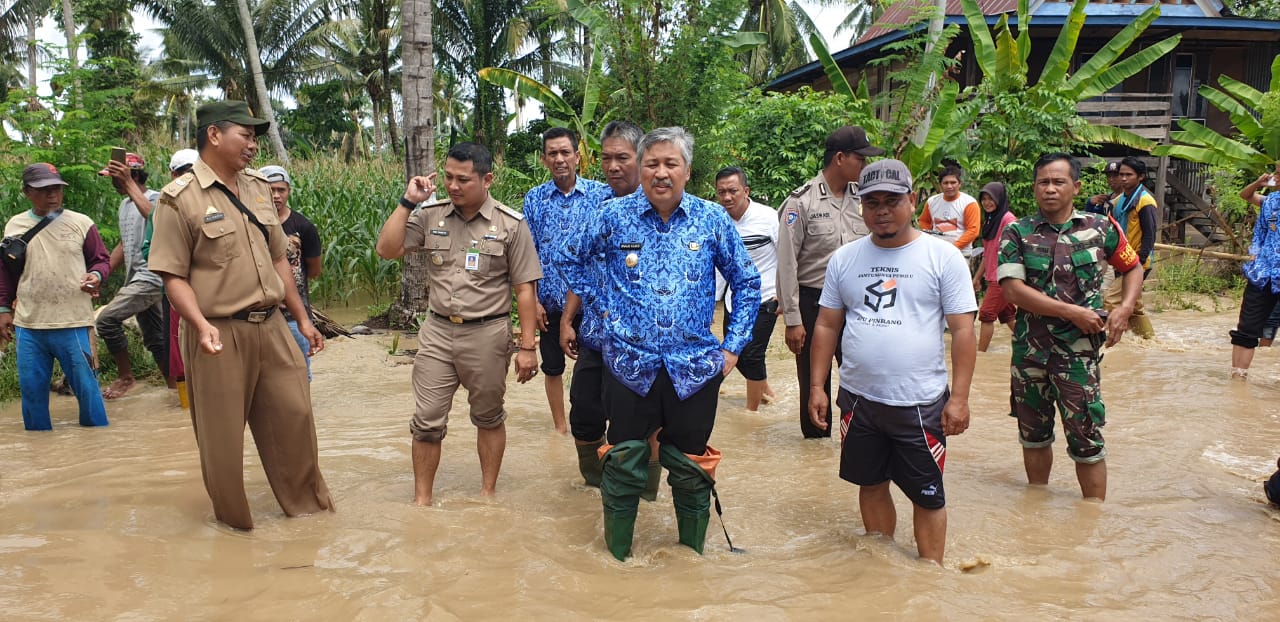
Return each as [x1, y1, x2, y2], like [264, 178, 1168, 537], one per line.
[703, 87, 874, 206]
[1226, 0, 1280, 20]
[1154, 55, 1280, 171]
[280, 80, 363, 153]
[1149, 256, 1244, 312]
[283, 156, 404, 306]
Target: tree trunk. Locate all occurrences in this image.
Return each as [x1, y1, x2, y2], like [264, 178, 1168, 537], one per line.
[26, 13, 38, 105]
[234, 0, 290, 165]
[386, 0, 434, 329]
[60, 0, 77, 73]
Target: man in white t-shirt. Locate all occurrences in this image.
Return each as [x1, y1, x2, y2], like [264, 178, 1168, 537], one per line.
[714, 166, 779, 411]
[919, 165, 980, 255]
[807, 159, 977, 564]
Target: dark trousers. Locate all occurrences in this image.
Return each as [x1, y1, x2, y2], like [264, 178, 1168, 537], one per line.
[603, 366, 723, 455]
[798, 285, 842, 438]
[569, 345, 607, 442]
[1231, 280, 1280, 349]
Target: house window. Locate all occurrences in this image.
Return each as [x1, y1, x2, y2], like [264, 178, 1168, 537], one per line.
[1171, 53, 1197, 118]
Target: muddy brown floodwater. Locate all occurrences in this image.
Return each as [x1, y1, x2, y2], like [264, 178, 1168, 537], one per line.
[1, 304, 1278, 621]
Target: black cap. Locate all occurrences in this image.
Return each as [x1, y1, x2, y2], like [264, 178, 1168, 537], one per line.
[196, 100, 270, 136]
[22, 163, 68, 188]
[825, 126, 885, 158]
[1104, 161, 1121, 175]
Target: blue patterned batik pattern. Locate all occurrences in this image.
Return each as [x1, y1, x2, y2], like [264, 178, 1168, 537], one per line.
[558, 190, 761, 399]
[523, 176, 609, 312]
[1244, 192, 1280, 293]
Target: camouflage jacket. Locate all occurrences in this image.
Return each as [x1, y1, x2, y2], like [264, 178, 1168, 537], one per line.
[997, 210, 1139, 359]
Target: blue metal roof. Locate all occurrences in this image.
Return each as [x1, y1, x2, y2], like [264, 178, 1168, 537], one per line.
[766, 14, 1280, 92]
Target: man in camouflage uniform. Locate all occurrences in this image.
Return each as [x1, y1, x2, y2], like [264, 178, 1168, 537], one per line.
[997, 153, 1143, 502]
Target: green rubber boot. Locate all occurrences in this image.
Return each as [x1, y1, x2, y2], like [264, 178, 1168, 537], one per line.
[600, 440, 651, 561]
[576, 439, 604, 487]
[641, 460, 661, 502]
[659, 444, 716, 555]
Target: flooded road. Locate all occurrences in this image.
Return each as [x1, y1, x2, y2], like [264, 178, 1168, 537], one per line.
[1, 304, 1278, 620]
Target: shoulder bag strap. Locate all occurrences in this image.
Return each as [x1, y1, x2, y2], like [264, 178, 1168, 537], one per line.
[211, 182, 271, 245]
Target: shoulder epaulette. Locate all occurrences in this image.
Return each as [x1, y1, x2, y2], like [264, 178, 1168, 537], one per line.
[160, 172, 195, 200]
[419, 198, 451, 210]
[494, 202, 525, 220]
[789, 182, 813, 199]
[244, 167, 268, 181]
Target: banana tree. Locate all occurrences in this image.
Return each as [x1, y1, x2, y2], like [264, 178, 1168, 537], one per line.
[479, 48, 602, 172]
[961, 0, 1181, 152]
[1153, 55, 1280, 170]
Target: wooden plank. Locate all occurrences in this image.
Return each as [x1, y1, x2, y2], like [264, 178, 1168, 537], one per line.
[1082, 115, 1173, 126]
[1076, 101, 1172, 113]
[1166, 168, 1214, 214]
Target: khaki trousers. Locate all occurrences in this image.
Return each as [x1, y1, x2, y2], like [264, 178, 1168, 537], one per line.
[180, 313, 333, 529]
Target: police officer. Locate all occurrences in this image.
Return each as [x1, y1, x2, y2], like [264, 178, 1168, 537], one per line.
[375, 142, 542, 506]
[149, 101, 334, 530]
[775, 126, 883, 438]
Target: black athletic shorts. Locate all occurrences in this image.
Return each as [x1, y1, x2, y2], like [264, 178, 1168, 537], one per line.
[837, 387, 949, 510]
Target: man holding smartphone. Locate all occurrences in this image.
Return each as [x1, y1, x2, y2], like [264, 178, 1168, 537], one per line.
[96, 151, 167, 399]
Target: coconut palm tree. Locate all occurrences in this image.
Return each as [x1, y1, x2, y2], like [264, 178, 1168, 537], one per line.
[308, 0, 401, 154]
[737, 0, 821, 84]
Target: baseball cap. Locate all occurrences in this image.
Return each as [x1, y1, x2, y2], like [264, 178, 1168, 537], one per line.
[169, 149, 198, 172]
[825, 126, 885, 158]
[196, 100, 270, 136]
[98, 152, 145, 176]
[22, 163, 68, 188]
[1104, 161, 1121, 175]
[857, 159, 914, 196]
[259, 165, 291, 185]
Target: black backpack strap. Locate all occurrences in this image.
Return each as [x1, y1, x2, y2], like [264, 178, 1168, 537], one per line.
[212, 182, 271, 245]
[21, 215, 54, 243]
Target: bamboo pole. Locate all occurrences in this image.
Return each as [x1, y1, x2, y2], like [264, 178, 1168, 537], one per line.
[1153, 243, 1249, 262]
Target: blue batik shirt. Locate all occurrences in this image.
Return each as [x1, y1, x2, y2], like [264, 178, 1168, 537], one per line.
[524, 176, 609, 312]
[1244, 192, 1280, 292]
[567, 187, 630, 352]
[559, 190, 762, 399]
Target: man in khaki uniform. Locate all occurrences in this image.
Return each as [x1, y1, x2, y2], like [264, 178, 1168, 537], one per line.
[375, 142, 541, 506]
[776, 125, 883, 438]
[149, 101, 334, 530]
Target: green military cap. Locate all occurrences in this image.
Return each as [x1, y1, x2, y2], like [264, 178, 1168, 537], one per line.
[196, 100, 270, 136]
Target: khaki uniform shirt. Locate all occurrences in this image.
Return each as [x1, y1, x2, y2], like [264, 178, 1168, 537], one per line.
[775, 172, 869, 326]
[149, 159, 288, 318]
[403, 195, 542, 319]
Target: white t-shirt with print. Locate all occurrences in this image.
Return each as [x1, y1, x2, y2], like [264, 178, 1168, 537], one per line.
[819, 233, 977, 406]
[717, 200, 779, 312]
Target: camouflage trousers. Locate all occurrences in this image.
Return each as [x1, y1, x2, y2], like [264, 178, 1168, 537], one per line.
[1009, 343, 1107, 464]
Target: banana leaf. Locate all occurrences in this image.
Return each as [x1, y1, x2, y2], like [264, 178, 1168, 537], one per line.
[721, 31, 768, 51]
[478, 67, 577, 121]
[1073, 34, 1180, 101]
[993, 16, 1023, 89]
[1038, 0, 1088, 89]
[1063, 4, 1163, 97]
[1152, 144, 1262, 169]
[1016, 0, 1031, 67]
[960, 0, 997, 80]
[1070, 123, 1155, 152]
[1198, 84, 1264, 141]
[1272, 53, 1280, 93]
[810, 33, 855, 99]
[1171, 118, 1268, 162]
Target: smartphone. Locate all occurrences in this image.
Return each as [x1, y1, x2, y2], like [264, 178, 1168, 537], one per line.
[110, 147, 126, 165]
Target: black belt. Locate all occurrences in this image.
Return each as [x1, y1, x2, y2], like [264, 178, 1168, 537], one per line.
[429, 310, 507, 325]
[228, 306, 277, 323]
